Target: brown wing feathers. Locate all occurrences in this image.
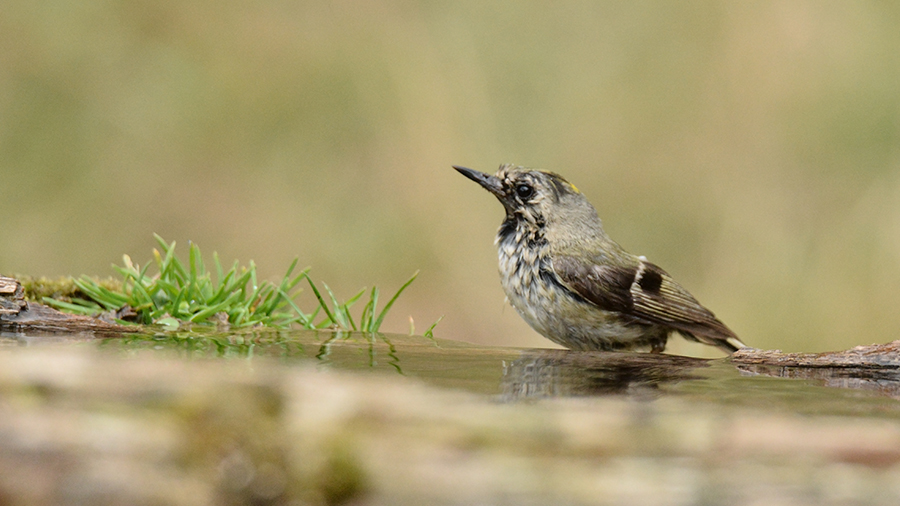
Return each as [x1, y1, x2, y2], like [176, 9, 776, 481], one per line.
[553, 255, 743, 351]
[551, 255, 635, 314]
[631, 261, 740, 345]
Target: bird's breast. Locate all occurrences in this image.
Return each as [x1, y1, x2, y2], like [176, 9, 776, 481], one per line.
[495, 225, 561, 329]
[494, 221, 659, 350]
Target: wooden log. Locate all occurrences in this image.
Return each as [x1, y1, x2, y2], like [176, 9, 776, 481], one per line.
[0, 275, 135, 334]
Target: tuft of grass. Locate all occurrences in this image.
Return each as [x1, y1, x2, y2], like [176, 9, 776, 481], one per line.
[42, 234, 426, 333]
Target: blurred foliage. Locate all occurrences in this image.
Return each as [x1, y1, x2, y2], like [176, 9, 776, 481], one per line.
[2, 1, 900, 353]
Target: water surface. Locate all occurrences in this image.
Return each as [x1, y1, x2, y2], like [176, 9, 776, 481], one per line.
[6, 328, 899, 418]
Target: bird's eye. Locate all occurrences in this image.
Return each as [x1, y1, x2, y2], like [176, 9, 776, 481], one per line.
[515, 183, 534, 200]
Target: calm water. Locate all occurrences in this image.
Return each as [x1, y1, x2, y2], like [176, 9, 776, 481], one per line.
[5, 328, 900, 418]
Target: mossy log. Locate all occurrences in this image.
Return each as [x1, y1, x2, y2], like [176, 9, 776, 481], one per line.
[0, 275, 134, 334]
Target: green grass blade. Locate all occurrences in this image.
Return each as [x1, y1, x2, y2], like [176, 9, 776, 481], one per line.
[322, 283, 348, 328]
[362, 287, 378, 332]
[306, 277, 336, 327]
[42, 297, 101, 315]
[342, 287, 366, 332]
[423, 315, 443, 341]
[359, 289, 374, 332]
[72, 278, 128, 310]
[189, 290, 242, 323]
[371, 271, 418, 332]
[277, 288, 311, 327]
[249, 260, 258, 295]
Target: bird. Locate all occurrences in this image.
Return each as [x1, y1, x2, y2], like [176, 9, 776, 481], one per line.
[454, 163, 746, 354]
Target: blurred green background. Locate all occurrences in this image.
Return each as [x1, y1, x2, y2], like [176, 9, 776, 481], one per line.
[2, 1, 899, 355]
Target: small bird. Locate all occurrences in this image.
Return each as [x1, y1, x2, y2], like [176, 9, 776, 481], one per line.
[454, 163, 746, 354]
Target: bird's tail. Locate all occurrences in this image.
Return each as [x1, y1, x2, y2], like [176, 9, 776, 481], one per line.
[682, 331, 749, 354]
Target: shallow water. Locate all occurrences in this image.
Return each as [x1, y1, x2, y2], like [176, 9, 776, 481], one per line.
[6, 327, 900, 417]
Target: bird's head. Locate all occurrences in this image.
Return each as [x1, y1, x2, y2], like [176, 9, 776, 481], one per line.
[454, 164, 596, 232]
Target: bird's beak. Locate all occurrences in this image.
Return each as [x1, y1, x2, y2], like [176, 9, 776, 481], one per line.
[453, 165, 505, 199]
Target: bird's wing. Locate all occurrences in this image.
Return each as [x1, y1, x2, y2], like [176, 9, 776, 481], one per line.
[552, 255, 745, 352]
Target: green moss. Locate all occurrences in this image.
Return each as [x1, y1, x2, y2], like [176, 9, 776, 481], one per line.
[17, 274, 121, 303]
